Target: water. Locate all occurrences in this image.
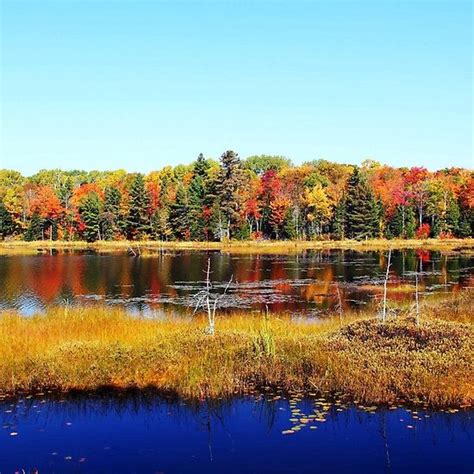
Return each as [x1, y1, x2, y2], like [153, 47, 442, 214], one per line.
[0, 249, 472, 316]
[0, 393, 472, 473]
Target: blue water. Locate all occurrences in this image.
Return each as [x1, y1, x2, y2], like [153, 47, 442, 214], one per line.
[0, 393, 472, 473]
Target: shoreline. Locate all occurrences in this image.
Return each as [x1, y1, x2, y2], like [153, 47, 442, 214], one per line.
[1, 238, 473, 255]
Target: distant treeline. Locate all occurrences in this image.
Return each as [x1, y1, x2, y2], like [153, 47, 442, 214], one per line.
[0, 153, 472, 242]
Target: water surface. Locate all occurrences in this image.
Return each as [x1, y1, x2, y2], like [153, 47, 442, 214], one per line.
[0, 393, 472, 473]
[0, 249, 472, 316]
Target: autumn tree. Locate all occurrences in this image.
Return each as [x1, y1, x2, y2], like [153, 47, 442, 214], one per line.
[244, 155, 292, 175]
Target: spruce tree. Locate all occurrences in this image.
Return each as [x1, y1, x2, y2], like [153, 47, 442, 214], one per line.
[188, 153, 209, 240]
[345, 168, 379, 240]
[0, 200, 15, 238]
[332, 198, 346, 240]
[405, 205, 416, 238]
[169, 185, 190, 240]
[24, 212, 43, 241]
[387, 206, 403, 238]
[216, 150, 246, 240]
[127, 174, 151, 239]
[80, 192, 101, 242]
[458, 208, 472, 238]
[445, 198, 460, 235]
[102, 186, 122, 240]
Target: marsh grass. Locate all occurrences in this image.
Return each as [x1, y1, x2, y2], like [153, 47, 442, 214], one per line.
[1, 238, 473, 255]
[0, 292, 472, 407]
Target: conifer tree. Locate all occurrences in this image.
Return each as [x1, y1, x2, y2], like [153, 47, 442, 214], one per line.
[0, 200, 15, 238]
[24, 212, 43, 241]
[388, 205, 416, 238]
[170, 185, 190, 240]
[216, 150, 246, 240]
[127, 174, 151, 239]
[102, 186, 122, 240]
[80, 192, 101, 242]
[458, 208, 472, 238]
[445, 198, 460, 235]
[188, 153, 209, 240]
[345, 168, 379, 239]
[332, 198, 346, 240]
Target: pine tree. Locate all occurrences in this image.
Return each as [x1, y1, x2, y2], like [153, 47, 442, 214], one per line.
[345, 168, 379, 240]
[332, 198, 346, 240]
[387, 206, 403, 238]
[127, 174, 151, 239]
[458, 208, 472, 238]
[24, 212, 43, 241]
[388, 205, 416, 239]
[80, 192, 101, 242]
[0, 200, 15, 238]
[216, 150, 246, 240]
[102, 186, 122, 240]
[405, 205, 416, 238]
[169, 185, 190, 240]
[188, 153, 209, 240]
[445, 198, 460, 235]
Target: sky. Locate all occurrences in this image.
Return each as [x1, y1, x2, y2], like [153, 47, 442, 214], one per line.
[0, 0, 472, 175]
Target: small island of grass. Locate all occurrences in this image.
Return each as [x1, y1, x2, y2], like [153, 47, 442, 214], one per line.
[1, 291, 472, 409]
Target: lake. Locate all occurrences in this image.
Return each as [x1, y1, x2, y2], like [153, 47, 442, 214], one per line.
[0, 249, 472, 316]
[1, 249, 473, 472]
[1, 392, 472, 473]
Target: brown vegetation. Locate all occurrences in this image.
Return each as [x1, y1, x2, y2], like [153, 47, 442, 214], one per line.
[1, 237, 473, 255]
[0, 291, 472, 408]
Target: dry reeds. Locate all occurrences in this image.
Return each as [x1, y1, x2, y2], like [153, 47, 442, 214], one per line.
[0, 292, 472, 407]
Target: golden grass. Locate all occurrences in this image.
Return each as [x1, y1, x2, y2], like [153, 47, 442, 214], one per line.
[1, 238, 473, 255]
[0, 292, 472, 407]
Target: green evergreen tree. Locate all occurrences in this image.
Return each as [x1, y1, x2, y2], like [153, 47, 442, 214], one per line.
[216, 150, 246, 240]
[283, 208, 298, 239]
[405, 205, 416, 238]
[169, 185, 190, 240]
[102, 186, 122, 240]
[445, 198, 460, 235]
[332, 198, 346, 240]
[80, 193, 101, 242]
[127, 174, 151, 239]
[188, 153, 209, 240]
[0, 200, 15, 238]
[24, 212, 43, 241]
[345, 168, 379, 240]
[458, 208, 472, 238]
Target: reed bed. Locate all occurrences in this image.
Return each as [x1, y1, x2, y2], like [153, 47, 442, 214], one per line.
[0, 292, 472, 408]
[1, 238, 473, 255]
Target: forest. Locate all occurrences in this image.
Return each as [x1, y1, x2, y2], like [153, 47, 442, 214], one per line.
[0, 152, 472, 242]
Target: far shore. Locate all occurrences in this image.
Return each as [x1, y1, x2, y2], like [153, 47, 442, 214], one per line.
[0, 238, 473, 255]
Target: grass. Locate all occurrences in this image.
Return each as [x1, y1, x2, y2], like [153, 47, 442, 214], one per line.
[0, 291, 472, 408]
[0, 238, 473, 255]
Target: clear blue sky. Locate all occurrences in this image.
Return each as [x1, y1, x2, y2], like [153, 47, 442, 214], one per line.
[1, 0, 472, 175]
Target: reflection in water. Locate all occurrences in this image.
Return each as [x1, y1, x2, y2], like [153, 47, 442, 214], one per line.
[0, 392, 472, 473]
[0, 249, 472, 315]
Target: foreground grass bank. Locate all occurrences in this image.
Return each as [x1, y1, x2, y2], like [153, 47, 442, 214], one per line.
[1, 292, 472, 408]
[0, 237, 473, 255]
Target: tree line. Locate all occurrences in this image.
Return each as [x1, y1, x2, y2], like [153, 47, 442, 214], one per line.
[0, 153, 472, 242]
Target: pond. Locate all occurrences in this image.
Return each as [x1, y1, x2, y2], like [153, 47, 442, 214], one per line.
[0, 249, 472, 316]
[0, 392, 472, 473]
